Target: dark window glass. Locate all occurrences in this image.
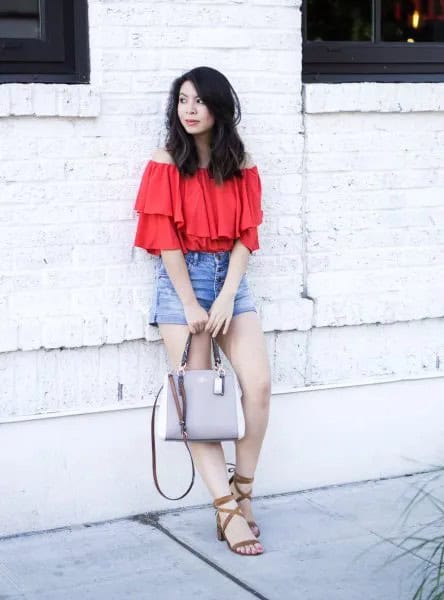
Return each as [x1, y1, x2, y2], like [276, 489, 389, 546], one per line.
[382, 0, 444, 42]
[307, 0, 372, 41]
[0, 0, 89, 84]
[0, 0, 41, 39]
[303, 0, 444, 82]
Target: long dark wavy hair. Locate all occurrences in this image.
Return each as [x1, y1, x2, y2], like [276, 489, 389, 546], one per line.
[164, 66, 246, 185]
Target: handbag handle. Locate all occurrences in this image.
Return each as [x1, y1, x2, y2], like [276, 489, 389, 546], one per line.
[179, 332, 222, 370]
[150, 373, 195, 501]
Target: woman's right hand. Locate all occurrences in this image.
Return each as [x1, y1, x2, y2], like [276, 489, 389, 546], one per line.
[183, 301, 209, 334]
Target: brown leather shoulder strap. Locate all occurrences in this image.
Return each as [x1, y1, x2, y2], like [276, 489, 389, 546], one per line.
[150, 375, 195, 501]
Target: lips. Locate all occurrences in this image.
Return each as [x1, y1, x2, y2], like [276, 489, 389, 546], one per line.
[185, 120, 199, 125]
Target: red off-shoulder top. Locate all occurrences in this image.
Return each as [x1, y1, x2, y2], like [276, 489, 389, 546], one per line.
[133, 160, 263, 255]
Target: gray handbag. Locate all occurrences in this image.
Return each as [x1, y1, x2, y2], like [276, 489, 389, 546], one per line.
[150, 332, 245, 500]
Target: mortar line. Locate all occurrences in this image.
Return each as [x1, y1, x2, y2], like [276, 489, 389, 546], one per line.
[300, 82, 315, 387]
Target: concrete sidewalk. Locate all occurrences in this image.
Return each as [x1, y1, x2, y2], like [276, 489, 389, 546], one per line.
[1, 471, 442, 600]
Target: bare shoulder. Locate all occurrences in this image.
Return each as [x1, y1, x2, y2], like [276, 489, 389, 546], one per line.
[151, 148, 175, 164]
[241, 152, 256, 169]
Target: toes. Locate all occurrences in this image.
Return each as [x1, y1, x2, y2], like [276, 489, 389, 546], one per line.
[235, 543, 264, 555]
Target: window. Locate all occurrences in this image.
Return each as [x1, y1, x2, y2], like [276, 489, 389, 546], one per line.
[0, 0, 89, 84]
[302, 0, 444, 82]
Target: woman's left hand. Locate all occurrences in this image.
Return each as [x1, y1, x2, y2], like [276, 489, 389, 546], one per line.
[205, 292, 235, 337]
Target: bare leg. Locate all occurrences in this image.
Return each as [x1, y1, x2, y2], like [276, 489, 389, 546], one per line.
[215, 311, 271, 528]
[158, 323, 263, 554]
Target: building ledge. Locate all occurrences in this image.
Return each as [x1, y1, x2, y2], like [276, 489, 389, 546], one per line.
[304, 82, 444, 114]
[0, 84, 101, 118]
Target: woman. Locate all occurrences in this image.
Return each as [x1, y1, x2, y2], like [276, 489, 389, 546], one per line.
[133, 66, 271, 556]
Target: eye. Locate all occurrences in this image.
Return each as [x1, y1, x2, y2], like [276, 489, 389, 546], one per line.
[178, 96, 205, 104]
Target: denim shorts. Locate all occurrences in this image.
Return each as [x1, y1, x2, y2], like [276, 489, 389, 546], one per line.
[149, 250, 257, 327]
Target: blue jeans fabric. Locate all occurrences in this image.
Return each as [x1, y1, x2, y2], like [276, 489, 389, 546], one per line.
[149, 250, 257, 327]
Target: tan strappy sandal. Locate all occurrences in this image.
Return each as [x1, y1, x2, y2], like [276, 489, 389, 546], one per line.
[228, 471, 261, 538]
[214, 494, 263, 556]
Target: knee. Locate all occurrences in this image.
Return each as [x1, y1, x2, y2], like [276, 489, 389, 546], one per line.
[243, 377, 271, 411]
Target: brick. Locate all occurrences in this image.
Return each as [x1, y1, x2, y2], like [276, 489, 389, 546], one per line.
[41, 316, 83, 349]
[18, 318, 42, 351]
[310, 319, 444, 384]
[78, 88, 101, 117]
[57, 87, 81, 117]
[97, 344, 119, 403]
[83, 314, 105, 347]
[273, 330, 307, 387]
[10, 290, 69, 318]
[314, 290, 444, 328]
[117, 341, 140, 404]
[124, 311, 144, 341]
[0, 320, 18, 352]
[261, 299, 313, 332]
[104, 312, 126, 345]
[33, 86, 57, 116]
[9, 84, 33, 116]
[308, 267, 444, 296]
[0, 87, 10, 116]
[0, 353, 15, 416]
[35, 348, 58, 413]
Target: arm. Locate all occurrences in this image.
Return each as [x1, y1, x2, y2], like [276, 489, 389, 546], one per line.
[161, 249, 210, 334]
[160, 249, 197, 307]
[203, 239, 250, 337]
[220, 239, 250, 299]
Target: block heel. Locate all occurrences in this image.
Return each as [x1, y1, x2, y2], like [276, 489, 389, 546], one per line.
[213, 493, 263, 556]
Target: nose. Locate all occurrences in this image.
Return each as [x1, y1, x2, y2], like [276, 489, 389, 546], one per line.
[187, 100, 197, 115]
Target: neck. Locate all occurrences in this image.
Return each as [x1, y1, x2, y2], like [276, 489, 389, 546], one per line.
[193, 133, 212, 167]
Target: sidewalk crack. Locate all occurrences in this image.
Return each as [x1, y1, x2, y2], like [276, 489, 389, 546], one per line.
[145, 514, 270, 600]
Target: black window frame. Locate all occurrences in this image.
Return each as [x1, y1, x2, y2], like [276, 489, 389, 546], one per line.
[302, 0, 444, 83]
[0, 0, 89, 84]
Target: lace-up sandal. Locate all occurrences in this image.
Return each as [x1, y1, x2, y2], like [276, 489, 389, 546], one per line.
[228, 472, 261, 538]
[214, 494, 263, 556]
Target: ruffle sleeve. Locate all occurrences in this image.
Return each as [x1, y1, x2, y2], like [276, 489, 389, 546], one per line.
[237, 166, 263, 254]
[133, 160, 186, 256]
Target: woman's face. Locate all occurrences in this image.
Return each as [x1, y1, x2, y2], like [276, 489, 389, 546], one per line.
[177, 80, 215, 137]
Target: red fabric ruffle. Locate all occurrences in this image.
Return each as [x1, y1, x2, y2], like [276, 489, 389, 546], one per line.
[133, 160, 263, 255]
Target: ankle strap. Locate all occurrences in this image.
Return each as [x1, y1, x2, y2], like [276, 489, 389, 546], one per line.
[213, 494, 234, 508]
[234, 473, 254, 484]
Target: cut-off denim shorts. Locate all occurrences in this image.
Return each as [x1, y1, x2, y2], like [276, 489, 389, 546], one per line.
[149, 250, 257, 327]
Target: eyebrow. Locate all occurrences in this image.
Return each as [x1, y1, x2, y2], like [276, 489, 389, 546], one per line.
[179, 93, 199, 98]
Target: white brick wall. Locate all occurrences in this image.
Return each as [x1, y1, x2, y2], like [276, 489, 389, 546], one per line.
[1, 0, 443, 420]
[304, 108, 444, 328]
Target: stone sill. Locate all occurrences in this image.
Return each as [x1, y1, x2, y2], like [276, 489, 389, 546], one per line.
[304, 82, 444, 114]
[0, 84, 101, 118]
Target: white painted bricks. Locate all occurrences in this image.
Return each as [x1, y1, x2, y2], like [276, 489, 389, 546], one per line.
[0, 85, 100, 118]
[1, 0, 444, 421]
